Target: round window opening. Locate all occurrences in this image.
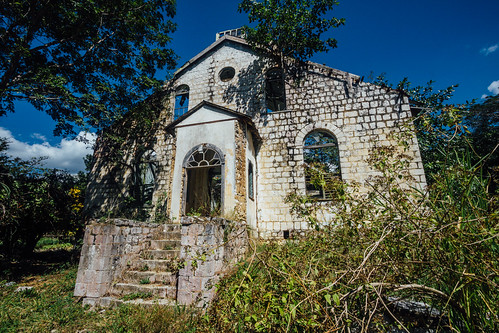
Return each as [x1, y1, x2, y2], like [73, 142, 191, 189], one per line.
[219, 67, 235, 82]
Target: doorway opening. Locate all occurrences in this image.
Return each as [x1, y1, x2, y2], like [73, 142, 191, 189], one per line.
[183, 144, 224, 216]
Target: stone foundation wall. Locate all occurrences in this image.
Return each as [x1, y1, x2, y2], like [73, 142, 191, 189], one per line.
[74, 219, 165, 301]
[75, 218, 248, 308]
[177, 217, 248, 307]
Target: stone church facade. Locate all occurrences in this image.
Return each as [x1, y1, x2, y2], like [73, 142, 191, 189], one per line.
[85, 32, 426, 237]
[75, 31, 426, 306]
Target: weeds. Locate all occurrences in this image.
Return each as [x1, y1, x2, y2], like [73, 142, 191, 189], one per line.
[139, 278, 150, 285]
[206, 137, 498, 332]
[121, 291, 153, 301]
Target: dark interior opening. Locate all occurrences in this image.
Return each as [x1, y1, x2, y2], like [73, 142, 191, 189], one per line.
[185, 166, 222, 216]
[283, 230, 290, 239]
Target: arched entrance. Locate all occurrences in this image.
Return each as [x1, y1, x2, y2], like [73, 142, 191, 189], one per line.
[182, 144, 224, 216]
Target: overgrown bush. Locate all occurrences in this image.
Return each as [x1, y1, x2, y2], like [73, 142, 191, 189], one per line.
[0, 139, 86, 257]
[205, 130, 498, 332]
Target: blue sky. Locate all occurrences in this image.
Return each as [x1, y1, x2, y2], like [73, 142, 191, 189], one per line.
[1, 0, 498, 173]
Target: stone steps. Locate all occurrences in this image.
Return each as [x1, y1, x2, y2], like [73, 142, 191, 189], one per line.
[141, 249, 179, 260]
[110, 283, 176, 299]
[122, 270, 177, 285]
[109, 225, 182, 303]
[132, 258, 178, 272]
[150, 239, 180, 249]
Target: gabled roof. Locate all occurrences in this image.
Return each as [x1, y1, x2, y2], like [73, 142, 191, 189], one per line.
[174, 35, 250, 78]
[165, 100, 261, 142]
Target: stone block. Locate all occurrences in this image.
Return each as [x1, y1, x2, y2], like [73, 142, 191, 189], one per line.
[177, 290, 195, 305]
[74, 283, 87, 297]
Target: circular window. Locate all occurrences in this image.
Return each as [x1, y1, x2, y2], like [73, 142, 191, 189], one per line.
[219, 67, 235, 82]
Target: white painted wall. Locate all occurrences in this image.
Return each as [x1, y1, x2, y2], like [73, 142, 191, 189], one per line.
[170, 105, 237, 220]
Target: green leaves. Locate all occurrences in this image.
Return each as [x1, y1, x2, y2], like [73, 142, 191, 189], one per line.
[238, 0, 345, 63]
[0, 138, 86, 257]
[0, 0, 178, 136]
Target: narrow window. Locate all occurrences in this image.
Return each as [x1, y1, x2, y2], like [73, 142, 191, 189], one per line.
[174, 85, 189, 120]
[137, 150, 157, 205]
[265, 68, 286, 112]
[303, 131, 341, 200]
[248, 161, 254, 200]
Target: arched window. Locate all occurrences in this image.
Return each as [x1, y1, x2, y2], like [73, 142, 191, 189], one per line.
[174, 85, 189, 120]
[303, 130, 341, 199]
[137, 150, 157, 204]
[183, 144, 224, 216]
[265, 68, 286, 112]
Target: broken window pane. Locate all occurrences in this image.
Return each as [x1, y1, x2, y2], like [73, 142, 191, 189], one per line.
[248, 161, 254, 200]
[303, 131, 341, 200]
[265, 68, 286, 112]
[186, 147, 222, 168]
[219, 67, 235, 82]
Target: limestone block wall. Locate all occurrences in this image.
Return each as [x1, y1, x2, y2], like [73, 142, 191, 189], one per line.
[74, 219, 165, 301]
[254, 65, 426, 238]
[84, 136, 135, 217]
[177, 217, 248, 307]
[83, 38, 426, 239]
[170, 40, 264, 117]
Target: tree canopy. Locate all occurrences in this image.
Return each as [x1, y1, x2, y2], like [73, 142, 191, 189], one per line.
[238, 0, 345, 64]
[0, 0, 177, 136]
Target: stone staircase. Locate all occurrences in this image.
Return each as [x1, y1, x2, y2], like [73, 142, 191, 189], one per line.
[107, 224, 181, 306]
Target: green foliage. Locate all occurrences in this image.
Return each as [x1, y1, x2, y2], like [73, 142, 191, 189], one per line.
[0, 265, 201, 332]
[104, 303, 200, 333]
[0, 138, 85, 257]
[465, 95, 499, 191]
[0, 0, 177, 136]
[121, 291, 153, 301]
[372, 76, 499, 193]
[35, 238, 73, 251]
[238, 0, 345, 63]
[206, 132, 498, 332]
[139, 278, 150, 285]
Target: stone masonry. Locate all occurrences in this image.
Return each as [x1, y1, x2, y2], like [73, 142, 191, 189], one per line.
[77, 32, 427, 306]
[75, 218, 248, 307]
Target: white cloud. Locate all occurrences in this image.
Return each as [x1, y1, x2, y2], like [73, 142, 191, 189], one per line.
[481, 44, 498, 56]
[0, 127, 96, 174]
[487, 80, 499, 95]
[31, 133, 47, 141]
[481, 94, 488, 99]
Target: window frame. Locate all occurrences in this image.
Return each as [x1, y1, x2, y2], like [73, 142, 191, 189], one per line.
[136, 149, 157, 205]
[248, 160, 254, 200]
[303, 130, 341, 200]
[265, 68, 286, 112]
[174, 84, 190, 120]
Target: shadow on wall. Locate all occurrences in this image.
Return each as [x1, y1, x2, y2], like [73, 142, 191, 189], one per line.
[222, 58, 269, 118]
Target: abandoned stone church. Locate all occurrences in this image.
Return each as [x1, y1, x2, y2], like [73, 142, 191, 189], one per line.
[75, 30, 426, 306]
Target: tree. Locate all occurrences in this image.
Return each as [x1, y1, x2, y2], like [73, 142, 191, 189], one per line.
[466, 95, 499, 191]
[238, 0, 345, 65]
[0, 0, 177, 136]
[0, 138, 85, 257]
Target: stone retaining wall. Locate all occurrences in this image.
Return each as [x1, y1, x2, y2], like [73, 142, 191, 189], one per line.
[74, 219, 166, 303]
[177, 217, 248, 307]
[74, 218, 248, 307]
